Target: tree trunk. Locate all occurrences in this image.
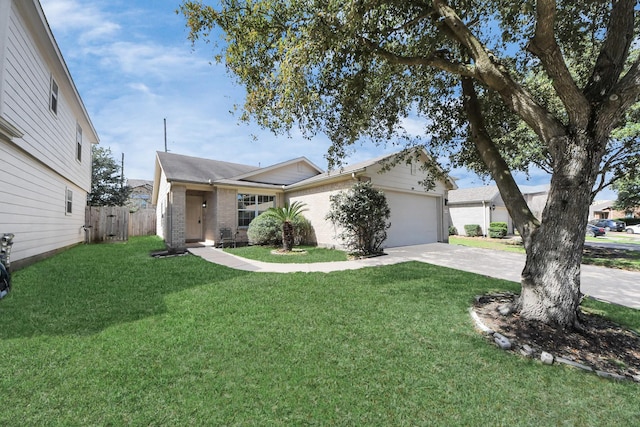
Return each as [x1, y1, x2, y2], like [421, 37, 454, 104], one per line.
[282, 221, 294, 252]
[517, 136, 601, 328]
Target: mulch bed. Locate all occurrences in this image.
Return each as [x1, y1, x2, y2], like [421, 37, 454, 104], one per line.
[473, 293, 640, 381]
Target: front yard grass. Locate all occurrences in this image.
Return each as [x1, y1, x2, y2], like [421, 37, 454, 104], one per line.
[450, 236, 640, 271]
[1, 236, 638, 425]
[224, 244, 349, 263]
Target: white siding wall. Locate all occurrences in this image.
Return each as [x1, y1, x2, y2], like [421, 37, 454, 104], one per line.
[0, 141, 86, 263]
[449, 205, 487, 236]
[3, 2, 92, 190]
[0, 1, 96, 266]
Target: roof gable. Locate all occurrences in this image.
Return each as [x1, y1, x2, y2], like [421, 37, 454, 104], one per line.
[231, 157, 323, 185]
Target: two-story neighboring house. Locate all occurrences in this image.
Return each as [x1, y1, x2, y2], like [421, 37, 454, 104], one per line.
[0, 0, 99, 268]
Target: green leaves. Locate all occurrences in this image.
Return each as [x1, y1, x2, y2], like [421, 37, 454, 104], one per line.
[88, 146, 131, 207]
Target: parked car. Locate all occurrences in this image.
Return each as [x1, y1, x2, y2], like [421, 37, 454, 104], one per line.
[625, 224, 640, 234]
[586, 224, 606, 237]
[589, 219, 626, 232]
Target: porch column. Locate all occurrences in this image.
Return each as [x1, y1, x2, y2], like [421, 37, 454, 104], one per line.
[168, 184, 186, 252]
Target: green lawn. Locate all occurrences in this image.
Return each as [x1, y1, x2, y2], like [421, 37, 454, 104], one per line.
[1, 237, 638, 425]
[225, 244, 348, 263]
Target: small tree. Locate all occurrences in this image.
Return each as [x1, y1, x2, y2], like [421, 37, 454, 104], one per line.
[326, 181, 391, 255]
[264, 201, 308, 251]
[88, 146, 131, 206]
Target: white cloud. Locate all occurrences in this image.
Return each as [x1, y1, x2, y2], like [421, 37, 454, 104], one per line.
[41, 0, 120, 41]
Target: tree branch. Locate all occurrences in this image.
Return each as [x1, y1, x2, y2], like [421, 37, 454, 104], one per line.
[584, 0, 636, 103]
[358, 36, 478, 77]
[527, 0, 590, 128]
[431, 0, 567, 156]
[461, 77, 539, 243]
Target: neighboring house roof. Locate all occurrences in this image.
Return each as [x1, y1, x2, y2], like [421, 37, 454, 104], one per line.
[156, 151, 260, 184]
[127, 179, 153, 189]
[591, 200, 615, 211]
[449, 184, 550, 204]
[448, 186, 501, 204]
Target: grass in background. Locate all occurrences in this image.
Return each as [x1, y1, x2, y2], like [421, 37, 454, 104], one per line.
[1, 237, 638, 425]
[451, 236, 640, 271]
[225, 244, 348, 263]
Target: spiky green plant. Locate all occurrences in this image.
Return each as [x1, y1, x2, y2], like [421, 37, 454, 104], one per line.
[264, 201, 308, 251]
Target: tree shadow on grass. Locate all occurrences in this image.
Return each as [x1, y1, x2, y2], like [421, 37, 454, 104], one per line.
[0, 238, 249, 339]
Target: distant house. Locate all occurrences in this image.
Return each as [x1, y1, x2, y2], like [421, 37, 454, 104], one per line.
[127, 179, 154, 210]
[448, 185, 549, 236]
[152, 149, 457, 251]
[589, 200, 640, 220]
[0, 0, 99, 268]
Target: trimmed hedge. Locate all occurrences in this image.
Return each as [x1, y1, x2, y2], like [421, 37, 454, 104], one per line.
[448, 225, 458, 236]
[489, 222, 508, 239]
[464, 224, 482, 237]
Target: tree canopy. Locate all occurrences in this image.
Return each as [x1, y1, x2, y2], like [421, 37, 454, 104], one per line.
[180, 0, 640, 327]
[88, 146, 131, 207]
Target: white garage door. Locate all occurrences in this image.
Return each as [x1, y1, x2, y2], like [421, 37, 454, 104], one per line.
[384, 191, 440, 247]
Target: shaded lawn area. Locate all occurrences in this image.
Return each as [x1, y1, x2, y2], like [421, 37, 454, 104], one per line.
[450, 236, 640, 271]
[1, 237, 638, 425]
[225, 244, 349, 263]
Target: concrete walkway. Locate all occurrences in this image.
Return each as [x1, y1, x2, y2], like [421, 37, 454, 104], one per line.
[188, 244, 640, 309]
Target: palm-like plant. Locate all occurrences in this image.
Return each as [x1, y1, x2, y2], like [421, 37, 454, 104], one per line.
[264, 201, 308, 252]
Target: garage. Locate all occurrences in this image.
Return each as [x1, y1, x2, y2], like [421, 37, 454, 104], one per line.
[383, 191, 442, 247]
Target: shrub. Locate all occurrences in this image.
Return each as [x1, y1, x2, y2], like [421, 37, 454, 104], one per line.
[464, 224, 482, 237]
[448, 225, 458, 236]
[326, 181, 391, 255]
[247, 212, 314, 246]
[488, 222, 508, 238]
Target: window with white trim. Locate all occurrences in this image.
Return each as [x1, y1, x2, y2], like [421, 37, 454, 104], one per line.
[66, 188, 73, 214]
[50, 76, 59, 115]
[76, 124, 82, 162]
[237, 194, 275, 227]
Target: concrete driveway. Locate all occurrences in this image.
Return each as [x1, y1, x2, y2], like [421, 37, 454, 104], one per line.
[189, 243, 640, 309]
[385, 244, 640, 309]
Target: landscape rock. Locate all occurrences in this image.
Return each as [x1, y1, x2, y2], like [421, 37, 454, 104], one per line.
[494, 333, 512, 350]
[555, 357, 593, 372]
[520, 344, 534, 357]
[540, 352, 554, 365]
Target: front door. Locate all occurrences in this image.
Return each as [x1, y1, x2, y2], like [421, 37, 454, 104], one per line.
[186, 195, 203, 242]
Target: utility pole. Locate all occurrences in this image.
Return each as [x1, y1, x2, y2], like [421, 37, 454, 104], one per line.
[121, 152, 125, 187]
[164, 118, 168, 152]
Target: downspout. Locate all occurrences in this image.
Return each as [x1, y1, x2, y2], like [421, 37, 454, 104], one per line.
[482, 200, 487, 237]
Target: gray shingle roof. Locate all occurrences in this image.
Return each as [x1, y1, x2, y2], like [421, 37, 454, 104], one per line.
[156, 151, 259, 184]
[448, 186, 500, 203]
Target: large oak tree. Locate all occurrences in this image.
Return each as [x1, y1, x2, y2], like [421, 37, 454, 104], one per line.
[179, 0, 640, 328]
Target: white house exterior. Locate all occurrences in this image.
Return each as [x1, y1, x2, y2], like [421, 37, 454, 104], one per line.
[0, 0, 99, 268]
[153, 149, 456, 251]
[286, 151, 455, 248]
[448, 185, 549, 236]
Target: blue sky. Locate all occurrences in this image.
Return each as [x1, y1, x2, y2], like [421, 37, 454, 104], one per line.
[40, 0, 615, 200]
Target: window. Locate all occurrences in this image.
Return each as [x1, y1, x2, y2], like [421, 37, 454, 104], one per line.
[66, 188, 73, 214]
[50, 77, 59, 115]
[76, 124, 82, 162]
[237, 194, 275, 227]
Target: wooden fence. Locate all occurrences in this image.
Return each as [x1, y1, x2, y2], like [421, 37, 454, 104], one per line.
[85, 207, 156, 243]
